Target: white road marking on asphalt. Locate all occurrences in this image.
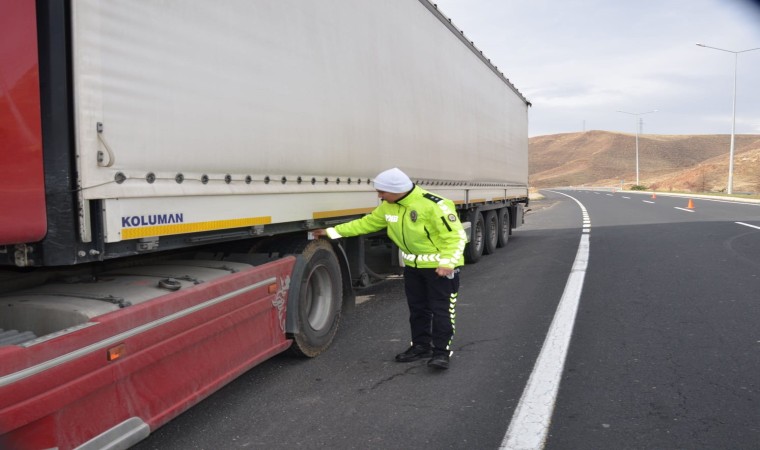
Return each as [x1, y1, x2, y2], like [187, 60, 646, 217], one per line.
[625, 193, 760, 207]
[502, 191, 590, 450]
[622, 196, 630, 199]
[606, 194, 613, 196]
[642, 200, 655, 204]
[674, 207, 694, 212]
[736, 221, 760, 230]
[688, 197, 760, 206]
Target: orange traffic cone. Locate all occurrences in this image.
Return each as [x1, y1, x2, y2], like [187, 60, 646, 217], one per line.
[687, 199, 694, 209]
[651, 192, 657, 199]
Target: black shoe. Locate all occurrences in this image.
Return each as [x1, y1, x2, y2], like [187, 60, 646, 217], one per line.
[395, 344, 433, 362]
[427, 353, 450, 370]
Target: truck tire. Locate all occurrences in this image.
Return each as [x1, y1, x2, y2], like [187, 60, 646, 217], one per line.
[288, 239, 342, 357]
[496, 207, 511, 248]
[483, 210, 498, 255]
[464, 210, 485, 263]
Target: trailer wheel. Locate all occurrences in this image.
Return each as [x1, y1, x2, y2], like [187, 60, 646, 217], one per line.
[483, 210, 498, 255]
[464, 210, 485, 263]
[289, 239, 342, 357]
[496, 207, 511, 248]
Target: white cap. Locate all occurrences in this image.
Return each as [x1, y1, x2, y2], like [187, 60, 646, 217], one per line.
[373, 168, 413, 193]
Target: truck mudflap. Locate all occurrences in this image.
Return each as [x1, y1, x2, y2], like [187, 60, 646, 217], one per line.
[0, 257, 295, 450]
[513, 203, 525, 229]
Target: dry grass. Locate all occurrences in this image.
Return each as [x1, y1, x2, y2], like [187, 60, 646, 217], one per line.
[529, 131, 760, 193]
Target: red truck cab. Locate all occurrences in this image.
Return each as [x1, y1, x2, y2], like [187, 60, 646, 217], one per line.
[0, 0, 47, 246]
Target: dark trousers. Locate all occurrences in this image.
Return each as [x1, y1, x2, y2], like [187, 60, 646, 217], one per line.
[403, 266, 460, 354]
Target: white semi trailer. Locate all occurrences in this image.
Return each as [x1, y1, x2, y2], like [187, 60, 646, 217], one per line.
[0, 1, 529, 448]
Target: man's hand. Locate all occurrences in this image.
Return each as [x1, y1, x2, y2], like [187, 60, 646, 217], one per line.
[435, 267, 454, 278]
[311, 229, 328, 238]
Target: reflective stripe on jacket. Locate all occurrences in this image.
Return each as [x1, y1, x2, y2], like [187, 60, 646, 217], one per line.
[325, 185, 466, 269]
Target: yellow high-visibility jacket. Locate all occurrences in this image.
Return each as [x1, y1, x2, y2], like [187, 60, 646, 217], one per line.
[325, 186, 466, 269]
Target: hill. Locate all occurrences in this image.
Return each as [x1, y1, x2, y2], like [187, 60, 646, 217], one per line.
[529, 131, 760, 193]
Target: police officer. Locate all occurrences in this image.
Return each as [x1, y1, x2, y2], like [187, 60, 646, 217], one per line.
[312, 168, 466, 369]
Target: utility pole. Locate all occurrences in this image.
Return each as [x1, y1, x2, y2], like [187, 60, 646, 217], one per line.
[616, 110, 658, 186]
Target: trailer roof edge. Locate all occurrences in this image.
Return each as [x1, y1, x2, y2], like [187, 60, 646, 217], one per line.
[419, 0, 531, 106]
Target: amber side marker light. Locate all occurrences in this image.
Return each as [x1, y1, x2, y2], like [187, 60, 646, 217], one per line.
[107, 343, 127, 361]
[268, 283, 278, 295]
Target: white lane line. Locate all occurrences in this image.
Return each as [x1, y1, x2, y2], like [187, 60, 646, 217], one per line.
[685, 197, 760, 207]
[622, 196, 630, 199]
[502, 191, 590, 450]
[606, 194, 613, 196]
[625, 193, 760, 207]
[736, 221, 760, 230]
[674, 207, 694, 213]
[642, 200, 655, 204]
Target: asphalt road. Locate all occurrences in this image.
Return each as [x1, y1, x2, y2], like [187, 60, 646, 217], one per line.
[545, 190, 760, 450]
[133, 190, 760, 449]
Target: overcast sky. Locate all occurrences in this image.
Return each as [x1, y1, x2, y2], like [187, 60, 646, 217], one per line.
[431, 0, 760, 137]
